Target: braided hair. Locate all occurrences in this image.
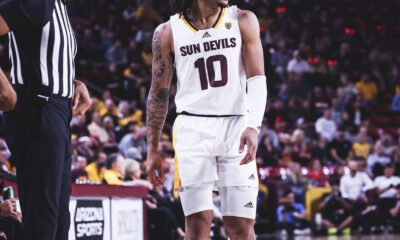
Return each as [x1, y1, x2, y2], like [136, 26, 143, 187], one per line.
[169, 0, 195, 15]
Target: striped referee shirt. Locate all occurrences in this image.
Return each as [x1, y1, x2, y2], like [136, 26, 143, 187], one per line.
[0, 0, 76, 99]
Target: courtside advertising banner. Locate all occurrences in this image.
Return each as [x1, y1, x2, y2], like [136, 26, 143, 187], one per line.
[110, 198, 144, 240]
[69, 197, 111, 240]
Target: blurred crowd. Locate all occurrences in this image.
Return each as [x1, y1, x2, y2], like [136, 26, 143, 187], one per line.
[0, 0, 400, 238]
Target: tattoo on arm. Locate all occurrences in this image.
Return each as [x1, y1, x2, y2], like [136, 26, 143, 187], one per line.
[146, 28, 174, 148]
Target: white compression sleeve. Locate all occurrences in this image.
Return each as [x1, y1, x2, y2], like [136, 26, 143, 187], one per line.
[246, 75, 267, 134]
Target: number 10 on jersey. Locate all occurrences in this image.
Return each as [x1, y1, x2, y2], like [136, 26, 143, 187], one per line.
[194, 54, 228, 90]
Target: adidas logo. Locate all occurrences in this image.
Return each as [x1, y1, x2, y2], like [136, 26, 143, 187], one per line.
[244, 202, 254, 208]
[202, 32, 212, 38]
[249, 174, 256, 180]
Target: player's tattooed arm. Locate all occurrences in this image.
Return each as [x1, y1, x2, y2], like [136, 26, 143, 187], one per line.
[146, 23, 174, 150]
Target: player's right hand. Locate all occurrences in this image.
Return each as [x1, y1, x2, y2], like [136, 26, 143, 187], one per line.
[146, 151, 165, 187]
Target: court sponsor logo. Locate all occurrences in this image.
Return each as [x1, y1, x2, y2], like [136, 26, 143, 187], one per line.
[74, 200, 104, 240]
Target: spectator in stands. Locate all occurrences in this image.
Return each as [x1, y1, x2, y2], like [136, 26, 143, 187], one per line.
[106, 40, 128, 65]
[315, 109, 337, 141]
[307, 159, 327, 187]
[381, 134, 400, 163]
[85, 152, 107, 182]
[367, 141, 391, 177]
[122, 5, 136, 22]
[340, 158, 374, 201]
[310, 87, 331, 117]
[118, 127, 147, 156]
[319, 179, 352, 235]
[390, 93, 400, 111]
[71, 114, 90, 137]
[374, 164, 400, 199]
[100, 99, 118, 120]
[124, 159, 141, 181]
[330, 98, 342, 125]
[287, 50, 310, 82]
[277, 189, 311, 235]
[77, 136, 97, 163]
[117, 100, 143, 128]
[0, 140, 11, 172]
[286, 162, 308, 203]
[310, 134, 328, 164]
[270, 42, 290, 80]
[291, 129, 311, 165]
[346, 97, 369, 127]
[374, 164, 400, 229]
[355, 74, 377, 102]
[71, 155, 88, 183]
[338, 74, 357, 103]
[388, 185, 400, 233]
[103, 153, 126, 185]
[0, 198, 21, 240]
[88, 112, 110, 144]
[326, 126, 352, 165]
[135, 0, 159, 23]
[256, 135, 280, 166]
[124, 159, 153, 189]
[259, 123, 280, 149]
[352, 132, 371, 161]
[103, 116, 118, 145]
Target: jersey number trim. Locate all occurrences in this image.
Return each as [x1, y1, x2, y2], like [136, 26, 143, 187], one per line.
[194, 54, 228, 90]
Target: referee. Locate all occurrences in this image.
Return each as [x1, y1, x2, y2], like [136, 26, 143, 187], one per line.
[0, 0, 91, 239]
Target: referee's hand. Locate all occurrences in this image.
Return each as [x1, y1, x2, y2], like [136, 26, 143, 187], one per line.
[72, 80, 91, 116]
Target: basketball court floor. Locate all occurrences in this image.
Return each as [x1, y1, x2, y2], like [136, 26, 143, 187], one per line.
[257, 233, 400, 240]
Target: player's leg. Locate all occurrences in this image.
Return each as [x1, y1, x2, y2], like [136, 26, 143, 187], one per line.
[216, 116, 259, 240]
[220, 186, 258, 240]
[178, 183, 215, 240]
[173, 115, 221, 239]
[223, 216, 255, 240]
[185, 210, 213, 240]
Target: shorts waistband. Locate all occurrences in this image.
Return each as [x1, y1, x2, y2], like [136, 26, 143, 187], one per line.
[178, 111, 243, 118]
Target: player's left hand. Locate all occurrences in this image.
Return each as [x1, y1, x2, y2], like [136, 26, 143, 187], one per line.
[72, 80, 91, 116]
[239, 127, 258, 165]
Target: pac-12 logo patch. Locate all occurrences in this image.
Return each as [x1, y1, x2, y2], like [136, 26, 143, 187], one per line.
[225, 22, 232, 29]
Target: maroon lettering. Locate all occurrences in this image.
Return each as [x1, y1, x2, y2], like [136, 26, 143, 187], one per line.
[230, 38, 236, 48]
[203, 42, 210, 52]
[180, 46, 187, 56]
[210, 41, 217, 50]
[193, 44, 201, 54]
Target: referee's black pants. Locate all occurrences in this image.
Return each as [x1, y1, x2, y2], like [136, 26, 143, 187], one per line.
[3, 95, 72, 240]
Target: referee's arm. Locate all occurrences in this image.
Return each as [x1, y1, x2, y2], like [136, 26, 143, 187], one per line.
[0, 15, 16, 111]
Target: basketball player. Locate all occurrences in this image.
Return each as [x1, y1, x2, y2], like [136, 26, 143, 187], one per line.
[146, 0, 267, 239]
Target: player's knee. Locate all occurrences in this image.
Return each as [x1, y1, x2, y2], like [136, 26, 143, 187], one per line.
[223, 216, 254, 239]
[186, 210, 213, 238]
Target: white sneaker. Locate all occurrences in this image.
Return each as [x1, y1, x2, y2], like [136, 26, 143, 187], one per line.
[281, 229, 288, 236]
[294, 228, 311, 235]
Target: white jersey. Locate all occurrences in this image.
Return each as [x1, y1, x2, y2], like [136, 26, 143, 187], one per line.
[170, 6, 246, 115]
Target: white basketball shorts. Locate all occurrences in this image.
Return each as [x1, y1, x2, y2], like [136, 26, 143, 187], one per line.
[172, 115, 259, 219]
